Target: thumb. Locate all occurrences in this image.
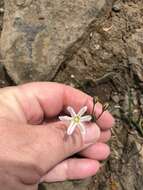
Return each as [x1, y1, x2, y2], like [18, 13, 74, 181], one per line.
[34, 121, 100, 173]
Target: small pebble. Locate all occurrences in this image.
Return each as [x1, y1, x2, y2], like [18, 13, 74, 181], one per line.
[0, 8, 4, 14]
[16, 0, 25, 6]
[112, 93, 120, 103]
[90, 32, 93, 37]
[113, 105, 121, 118]
[94, 44, 100, 50]
[140, 95, 143, 105]
[112, 2, 121, 12]
[140, 105, 143, 113]
[131, 88, 138, 106]
[70, 74, 75, 79]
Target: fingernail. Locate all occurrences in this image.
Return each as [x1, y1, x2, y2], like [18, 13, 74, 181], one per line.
[83, 123, 100, 144]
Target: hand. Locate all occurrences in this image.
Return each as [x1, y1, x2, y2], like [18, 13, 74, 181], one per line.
[0, 82, 115, 190]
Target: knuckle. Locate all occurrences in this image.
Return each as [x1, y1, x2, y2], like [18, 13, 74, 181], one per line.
[18, 158, 43, 185]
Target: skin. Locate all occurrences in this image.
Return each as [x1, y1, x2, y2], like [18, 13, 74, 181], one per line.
[0, 82, 115, 190]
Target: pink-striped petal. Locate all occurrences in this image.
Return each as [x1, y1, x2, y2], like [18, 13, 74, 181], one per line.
[78, 123, 86, 134]
[67, 106, 76, 117]
[77, 106, 87, 116]
[59, 116, 72, 121]
[80, 115, 92, 122]
[67, 122, 77, 135]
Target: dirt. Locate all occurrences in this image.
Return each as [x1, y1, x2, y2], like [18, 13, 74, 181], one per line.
[0, 0, 143, 190]
[53, 1, 143, 190]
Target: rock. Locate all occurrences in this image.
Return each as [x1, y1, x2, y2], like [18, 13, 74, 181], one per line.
[129, 56, 143, 82]
[128, 29, 143, 82]
[132, 59, 143, 82]
[0, 62, 13, 87]
[0, 0, 112, 84]
[0, 0, 4, 33]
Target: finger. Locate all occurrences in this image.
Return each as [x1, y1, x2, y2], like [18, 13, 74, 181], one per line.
[33, 121, 100, 173]
[79, 143, 110, 161]
[17, 82, 90, 122]
[17, 82, 115, 129]
[47, 120, 111, 143]
[40, 158, 100, 182]
[98, 130, 111, 142]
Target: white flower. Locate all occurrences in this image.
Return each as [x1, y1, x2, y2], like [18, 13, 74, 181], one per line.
[59, 106, 92, 135]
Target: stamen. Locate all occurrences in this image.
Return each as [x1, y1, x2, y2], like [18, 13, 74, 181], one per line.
[74, 116, 80, 123]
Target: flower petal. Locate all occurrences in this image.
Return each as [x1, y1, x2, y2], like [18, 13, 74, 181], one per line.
[67, 106, 76, 117]
[59, 116, 72, 121]
[67, 122, 77, 135]
[77, 106, 87, 116]
[80, 115, 92, 122]
[78, 123, 86, 134]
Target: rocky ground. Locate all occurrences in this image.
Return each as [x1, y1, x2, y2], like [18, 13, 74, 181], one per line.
[0, 0, 143, 190]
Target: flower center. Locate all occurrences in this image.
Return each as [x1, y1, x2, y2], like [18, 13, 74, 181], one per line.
[73, 116, 80, 123]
